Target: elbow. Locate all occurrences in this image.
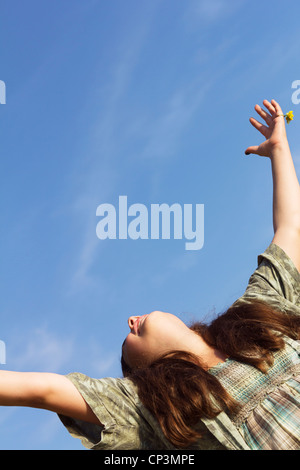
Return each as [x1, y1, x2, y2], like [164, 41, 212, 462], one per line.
[291, 206, 300, 233]
[276, 213, 300, 236]
[291, 218, 300, 236]
[274, 225, 300, 241]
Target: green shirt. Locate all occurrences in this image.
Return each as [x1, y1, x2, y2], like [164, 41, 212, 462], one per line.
[59, 243, 300, 450]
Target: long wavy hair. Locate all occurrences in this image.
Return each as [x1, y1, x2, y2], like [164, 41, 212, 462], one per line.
[121, 300, 300, 449]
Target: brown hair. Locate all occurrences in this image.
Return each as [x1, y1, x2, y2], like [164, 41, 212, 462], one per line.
[121, 300, 300, 448]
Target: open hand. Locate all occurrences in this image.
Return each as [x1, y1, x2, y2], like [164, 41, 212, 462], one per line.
[245, 99, 288, 158]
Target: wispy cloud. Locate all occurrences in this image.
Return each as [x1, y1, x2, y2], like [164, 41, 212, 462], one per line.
[64, 0, 226, 295]
[184, 0, 246, 27]
[140, 80, 211, 160]
[65, 3, 161, 294]
[8, 327, 74, 372]
[190, 0, 231, 22]
[89, 346, 120, 377]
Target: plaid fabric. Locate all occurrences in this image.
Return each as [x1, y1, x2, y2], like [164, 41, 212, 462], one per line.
[209, 242, 300, 450]
[210, 345, 300, 449]
[241, 376, 300, 449]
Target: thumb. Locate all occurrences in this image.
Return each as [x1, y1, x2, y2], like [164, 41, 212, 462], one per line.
[244, 146, 259, 155]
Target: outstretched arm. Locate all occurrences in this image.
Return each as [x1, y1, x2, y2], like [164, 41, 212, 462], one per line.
[245, 99, 300, 272]
[0, 370, 101, 424]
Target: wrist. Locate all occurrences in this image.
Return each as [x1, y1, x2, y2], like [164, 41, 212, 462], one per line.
[270, 139, 290, 158]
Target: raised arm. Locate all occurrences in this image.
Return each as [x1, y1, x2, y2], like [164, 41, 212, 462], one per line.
[245, 99, 300, 272]
[0, 370, 101, 424]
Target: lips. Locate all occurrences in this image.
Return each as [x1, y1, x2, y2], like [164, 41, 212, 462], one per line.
[135, 315, 147, 335]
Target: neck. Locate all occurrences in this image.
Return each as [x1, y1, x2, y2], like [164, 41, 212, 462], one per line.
[187, 330, 227, 368]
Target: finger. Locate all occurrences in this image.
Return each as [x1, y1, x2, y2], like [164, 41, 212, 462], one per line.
[245, 145, 259, 155]
[270, 99, 284, 117]
[249, 117, 269, 137]
[255, 104, 272, 125]
[262, 99, 277, 117]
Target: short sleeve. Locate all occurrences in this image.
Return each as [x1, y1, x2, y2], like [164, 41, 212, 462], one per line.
[58, 373, 227, 450]
[58, 372, 174, 450]
[234, 243, 300, 314]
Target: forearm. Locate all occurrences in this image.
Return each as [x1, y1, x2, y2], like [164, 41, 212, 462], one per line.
[271, 141, 300, 233]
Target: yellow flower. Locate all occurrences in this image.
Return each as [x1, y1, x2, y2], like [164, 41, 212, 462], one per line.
[284, 111, 294, 124]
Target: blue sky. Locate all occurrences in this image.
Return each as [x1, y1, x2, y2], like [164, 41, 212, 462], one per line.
[1, 0, 300, 450]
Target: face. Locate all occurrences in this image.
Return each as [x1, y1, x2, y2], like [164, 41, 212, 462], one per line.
[122, 310, 191, 369]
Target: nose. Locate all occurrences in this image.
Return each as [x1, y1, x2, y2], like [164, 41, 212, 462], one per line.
[128, 316, 140, 331]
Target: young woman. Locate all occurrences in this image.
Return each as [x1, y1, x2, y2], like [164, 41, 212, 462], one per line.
[1, 99, 300, 450]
